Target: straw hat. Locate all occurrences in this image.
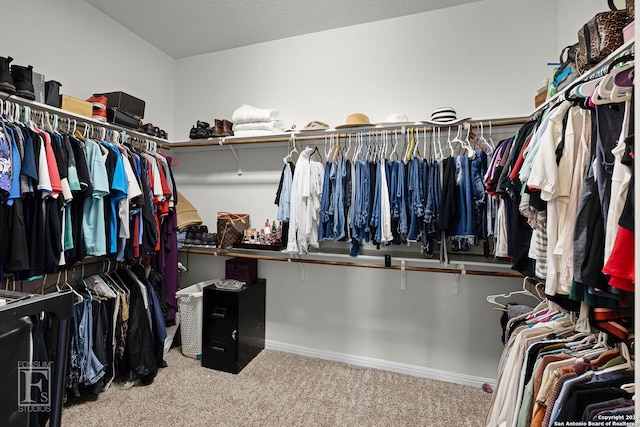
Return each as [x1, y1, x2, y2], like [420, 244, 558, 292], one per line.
[176, 191, 203, 231]
[301, 121, 330, 131]
[335, 113, 372, 129]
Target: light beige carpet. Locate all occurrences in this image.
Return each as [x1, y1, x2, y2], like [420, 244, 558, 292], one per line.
[61, 348, 491, 426]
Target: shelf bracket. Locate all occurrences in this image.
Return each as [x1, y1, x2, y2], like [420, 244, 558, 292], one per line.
[222, 139, 242, 175]
[400, 260, 406, 290]
[451, 264, 464, 296]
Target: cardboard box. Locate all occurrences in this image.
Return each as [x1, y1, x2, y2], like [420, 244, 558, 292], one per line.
[94, 91, 145, 120]
[32, 71, 45, 104]
[59, 95, 93, 118]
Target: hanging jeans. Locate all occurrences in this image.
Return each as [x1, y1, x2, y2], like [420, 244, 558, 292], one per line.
[355, 161, 372, 242]
[389, 160, 407, 243]
[407, 157, 424, 241]
[451, 155, 473, 251]
[318, 162, 333, 241]
[333, 158, 346, 241]
[471, 151, 487, 243]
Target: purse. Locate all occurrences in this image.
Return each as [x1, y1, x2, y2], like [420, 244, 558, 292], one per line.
[217, 212, 250, 249]
[106, 107, 142, 130]
[576, 6, 629, 74]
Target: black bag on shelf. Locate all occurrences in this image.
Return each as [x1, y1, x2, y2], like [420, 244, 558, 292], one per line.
[552, 43, 579, 91]
[44, 80, 61, 108]
[106, 107, 141, 130]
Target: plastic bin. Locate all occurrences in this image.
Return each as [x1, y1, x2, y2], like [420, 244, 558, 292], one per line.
[176, 280, 217, 359]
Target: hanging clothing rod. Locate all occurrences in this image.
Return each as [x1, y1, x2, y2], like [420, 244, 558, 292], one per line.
[1, 257, 131, 294]
[179, 248, 522, 278]
[164, 116, 529, 149]
[0, 91, 168, 147]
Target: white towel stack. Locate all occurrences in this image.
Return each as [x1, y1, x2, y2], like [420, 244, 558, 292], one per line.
[231, 104, 285, 137]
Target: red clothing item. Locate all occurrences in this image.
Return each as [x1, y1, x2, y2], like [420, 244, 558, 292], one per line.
[602, 225, 634, 293]
[508, 135, 532, 182]
[36, 128, 63, 197]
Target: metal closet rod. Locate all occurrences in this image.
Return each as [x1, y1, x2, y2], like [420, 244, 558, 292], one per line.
[1, 256, 127, 293]
[179, 248, 523, 278]
[163, 116, 529, 149]
[0, 91, 168, 148]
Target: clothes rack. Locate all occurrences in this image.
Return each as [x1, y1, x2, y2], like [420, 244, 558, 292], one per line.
[0, 91, 168, 150]
[0, 290, 73, 427]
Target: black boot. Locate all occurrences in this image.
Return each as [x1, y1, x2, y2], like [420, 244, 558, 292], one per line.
[11, 64, 35, 100]
[0, 56, 15, 95]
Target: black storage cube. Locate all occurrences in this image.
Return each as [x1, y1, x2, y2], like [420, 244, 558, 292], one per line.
[202, 279, 265, 374]
[94, 91, 146, 120]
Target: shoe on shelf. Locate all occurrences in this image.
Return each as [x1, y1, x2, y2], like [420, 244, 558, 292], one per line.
[184, 225, 199, 244]
[87, 94, 108, 109]
[196, 120, 210, 129]
[189, 126, 198, 139]
[92, 107, 107, 122]
[11, 64, 35, 100]
[160, 130, 168, 140]
[210, 119, 223, 137]
[0, 56, 16, 95]
[222, 119, 234, 137]
[141, 123, 155, 135]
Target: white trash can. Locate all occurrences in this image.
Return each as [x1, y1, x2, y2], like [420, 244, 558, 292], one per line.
[176, 280, 217, 359]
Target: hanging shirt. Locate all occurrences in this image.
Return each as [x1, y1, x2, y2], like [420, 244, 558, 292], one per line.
[82, 138, 110, 256]
[286, 147, 323, 254]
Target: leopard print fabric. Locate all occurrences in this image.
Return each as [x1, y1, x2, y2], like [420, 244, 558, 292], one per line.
[576, 10, 627, 74]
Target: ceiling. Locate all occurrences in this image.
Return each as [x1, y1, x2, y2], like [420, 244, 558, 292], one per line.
[83, 0, 480, 59]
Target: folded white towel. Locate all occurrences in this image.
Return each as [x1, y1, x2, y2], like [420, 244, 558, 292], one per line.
[232, 104, 279, 123]
[233, 120, 284, 132]
[231, 130, 287, 138]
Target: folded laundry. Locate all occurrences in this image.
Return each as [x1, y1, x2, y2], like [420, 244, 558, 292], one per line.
[232, 129, 287, 138]
[233, 120, 284, 132]
[232, 104, 280, 123]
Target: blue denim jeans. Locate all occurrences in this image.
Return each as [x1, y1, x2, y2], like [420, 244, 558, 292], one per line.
[318, 162, 333, 241]
[333, 158, 347, 241]
[407, 157, 424, 241]
[451, 155, 473, 251]
[77, 300, 105, 386]
[470, 151, 487, 241]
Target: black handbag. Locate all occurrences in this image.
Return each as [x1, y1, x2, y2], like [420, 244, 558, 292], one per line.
[106, 107, 141, 130]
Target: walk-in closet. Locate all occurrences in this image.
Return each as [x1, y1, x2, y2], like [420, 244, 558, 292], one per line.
[0, 0, 636, 426]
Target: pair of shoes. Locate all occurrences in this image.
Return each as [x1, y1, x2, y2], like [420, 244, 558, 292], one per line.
[139, 122, 169, 139]
[189, 120, 210, 139]
[0, 56, 36, 100]
[184, 225, 209, 244]
[201, 232, 217, 246]
[87, 94, 108, 122]
[208, 119, 234, 137]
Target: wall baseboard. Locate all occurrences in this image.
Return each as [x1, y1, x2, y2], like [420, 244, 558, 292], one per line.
[265, 339, 496, 389]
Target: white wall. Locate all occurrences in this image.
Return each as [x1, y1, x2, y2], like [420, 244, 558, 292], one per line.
[179, 254, 526, 383]
[556, 0, 611, 53]
[174, 0, 557, 140]
[1, 0, 176, 136]
[169, 0, 614, 383]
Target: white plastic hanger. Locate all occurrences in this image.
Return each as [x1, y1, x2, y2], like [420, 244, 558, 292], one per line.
[486, 277, 541, 308]
[595, 342, 633, 374]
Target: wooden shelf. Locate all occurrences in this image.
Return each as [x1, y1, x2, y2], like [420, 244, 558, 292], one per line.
[162, 116, 530, 150]
[178, 245, 523, 278]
